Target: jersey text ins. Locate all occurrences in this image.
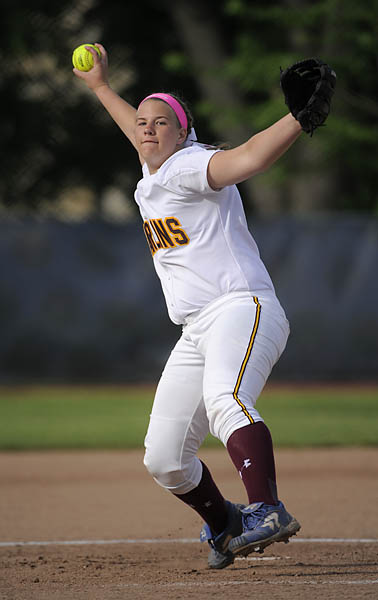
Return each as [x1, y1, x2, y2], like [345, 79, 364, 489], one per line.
[143, 218, 190, 256]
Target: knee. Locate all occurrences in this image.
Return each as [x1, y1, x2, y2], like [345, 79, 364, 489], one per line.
[143, 447, 201, 494]
[143, 448, 171, 482]
[143, 447, 182, 489]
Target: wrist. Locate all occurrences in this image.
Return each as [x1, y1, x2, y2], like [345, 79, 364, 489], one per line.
[92, 82, 110, 94]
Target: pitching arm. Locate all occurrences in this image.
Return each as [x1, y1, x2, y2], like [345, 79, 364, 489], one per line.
[73, 43, 139, 154]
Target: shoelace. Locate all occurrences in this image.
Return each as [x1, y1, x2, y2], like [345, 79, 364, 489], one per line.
[242, 505, 271, 530]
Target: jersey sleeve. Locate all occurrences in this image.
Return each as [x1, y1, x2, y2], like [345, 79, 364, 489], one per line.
[162, 147, 221, 197]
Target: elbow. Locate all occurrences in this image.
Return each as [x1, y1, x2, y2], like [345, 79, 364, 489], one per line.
[250, 159, 270, 177]
[244, 149, 274, 177]
[255, 151, 282, 175]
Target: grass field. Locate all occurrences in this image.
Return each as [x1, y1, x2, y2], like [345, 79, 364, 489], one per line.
[0, 383, 377, 450]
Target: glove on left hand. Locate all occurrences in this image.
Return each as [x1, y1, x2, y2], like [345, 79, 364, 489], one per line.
[280, 58, 336, 136]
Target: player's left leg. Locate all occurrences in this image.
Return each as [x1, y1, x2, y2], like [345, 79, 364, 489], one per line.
[201, 292, 300, 556]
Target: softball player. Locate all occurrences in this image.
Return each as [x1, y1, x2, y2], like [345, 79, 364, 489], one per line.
[74, 43, 301, 569]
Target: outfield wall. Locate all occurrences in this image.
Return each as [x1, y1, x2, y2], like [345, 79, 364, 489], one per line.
[0, 214, 377, 382]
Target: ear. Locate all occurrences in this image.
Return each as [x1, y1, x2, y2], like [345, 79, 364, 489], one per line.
[177, 127, 187, 145]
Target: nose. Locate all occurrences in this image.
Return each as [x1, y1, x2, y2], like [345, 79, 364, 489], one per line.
[144, 122, 156, 135]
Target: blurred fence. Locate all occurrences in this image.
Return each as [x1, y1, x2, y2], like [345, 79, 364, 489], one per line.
[0, 214, 377, 383]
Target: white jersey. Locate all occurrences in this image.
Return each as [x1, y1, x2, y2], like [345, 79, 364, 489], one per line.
[134, 144, 275, 325]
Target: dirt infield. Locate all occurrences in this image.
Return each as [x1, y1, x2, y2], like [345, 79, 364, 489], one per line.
[1, 448, 378, 599]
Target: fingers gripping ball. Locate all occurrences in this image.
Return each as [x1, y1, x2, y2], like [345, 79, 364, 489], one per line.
[72, 44, 101, 72]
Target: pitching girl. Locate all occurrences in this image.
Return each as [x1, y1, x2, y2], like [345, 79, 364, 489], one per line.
[74, 43, 301, 569]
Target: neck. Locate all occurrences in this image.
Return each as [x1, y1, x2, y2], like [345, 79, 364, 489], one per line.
[145, 145, 184, 174]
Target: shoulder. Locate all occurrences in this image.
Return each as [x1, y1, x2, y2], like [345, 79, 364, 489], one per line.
[162, 146, 222, 196]
[163, 145, 221, 182]
[140, 145, 213, 179]
[138, 145, 225, 197]
[166, 144, 219, 170]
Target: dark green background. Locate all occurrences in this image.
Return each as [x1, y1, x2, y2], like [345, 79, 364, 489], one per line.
[1, 0, 377, 217]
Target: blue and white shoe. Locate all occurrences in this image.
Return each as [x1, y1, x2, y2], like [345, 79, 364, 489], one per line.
[200, 501, 245, 569]
[229, 501, 301, 557]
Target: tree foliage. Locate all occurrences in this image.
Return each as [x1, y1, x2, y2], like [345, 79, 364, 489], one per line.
[1, 0, 377, 217]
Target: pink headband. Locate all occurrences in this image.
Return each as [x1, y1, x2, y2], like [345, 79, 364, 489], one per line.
[138, 93, 188, 130]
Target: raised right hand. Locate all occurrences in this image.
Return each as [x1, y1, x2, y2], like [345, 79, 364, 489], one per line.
[73, 43, 109, 91]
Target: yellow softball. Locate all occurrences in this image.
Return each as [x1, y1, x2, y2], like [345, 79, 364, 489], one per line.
[72, 44, 101, 72]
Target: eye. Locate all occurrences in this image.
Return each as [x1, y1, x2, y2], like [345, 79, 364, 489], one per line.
[156, 119, 167, 126]
[137, 120, 146, 126]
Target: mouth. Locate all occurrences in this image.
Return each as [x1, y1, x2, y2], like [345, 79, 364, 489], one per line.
[142, 140, 158, 144]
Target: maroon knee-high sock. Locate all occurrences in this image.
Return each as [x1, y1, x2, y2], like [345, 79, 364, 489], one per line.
[173, 461, 228, 535]
[227, 422, 278, 506]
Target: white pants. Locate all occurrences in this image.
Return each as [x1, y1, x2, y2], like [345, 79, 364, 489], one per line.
[144, 291, 289, 494]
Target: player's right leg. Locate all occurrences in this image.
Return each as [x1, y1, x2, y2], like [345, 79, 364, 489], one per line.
[143, 333, 208, 495]
[143, 333, 243, 569]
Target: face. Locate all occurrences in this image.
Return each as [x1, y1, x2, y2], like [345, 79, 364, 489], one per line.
[135, 100, 187, 173]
